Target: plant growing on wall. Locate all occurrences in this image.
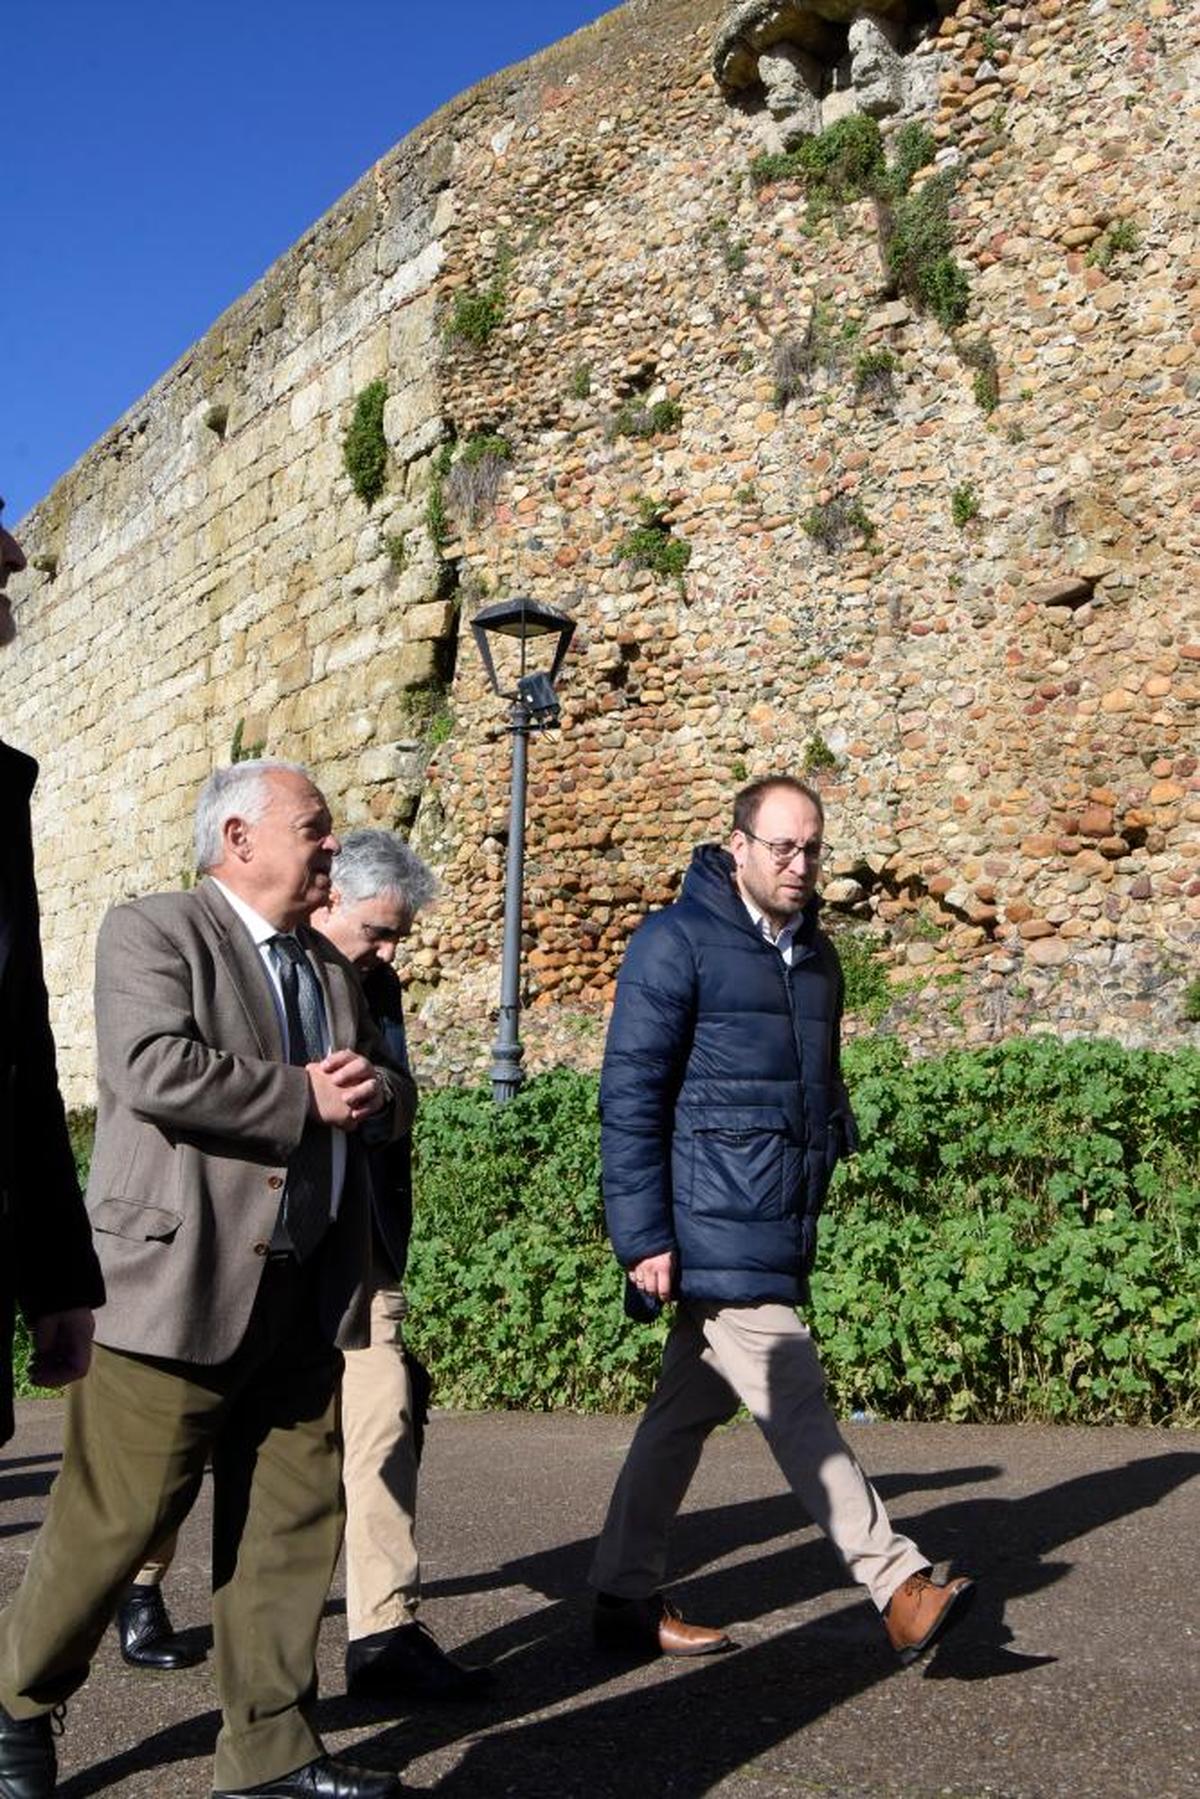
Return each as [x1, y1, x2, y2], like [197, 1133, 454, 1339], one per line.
[804, 733, 839, 774]
[616, 497, 692, 583]
[1086, 217, 1139, 271]
[802, 494, 878, 554]
[444, 242, 514, 349]
[772, 303, 857, 407]
[854, 347, 898, 404]
[887, 121, 937, 195]
[444, 434, 513, 527]
[751, 114, 886, 217]
[230, 718, 266, 763]
[343, 380, 389, 507]
[445, 282, 505, 345]
[425, 444, 454, 552]
[608, 399, 683, 440]
[951, 481, 981, 527]
[877, 172, 970, 330]
[957, 336, 999, 413]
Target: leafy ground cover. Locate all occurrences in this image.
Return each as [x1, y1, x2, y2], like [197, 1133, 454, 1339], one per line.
[22, 1041, 1198, 1423]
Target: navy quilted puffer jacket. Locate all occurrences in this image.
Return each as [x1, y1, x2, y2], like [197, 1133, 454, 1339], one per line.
[600, 843, 858, 1308]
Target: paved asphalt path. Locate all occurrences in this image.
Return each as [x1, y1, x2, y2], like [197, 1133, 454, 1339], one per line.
[1, 1402, 1197, 1798]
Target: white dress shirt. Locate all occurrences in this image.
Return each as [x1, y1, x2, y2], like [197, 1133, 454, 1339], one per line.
[740, 894, 803, 968]
[212, 879, 346, 1217]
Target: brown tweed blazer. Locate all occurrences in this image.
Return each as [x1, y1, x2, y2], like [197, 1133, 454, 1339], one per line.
[85, 877, 416, 1362]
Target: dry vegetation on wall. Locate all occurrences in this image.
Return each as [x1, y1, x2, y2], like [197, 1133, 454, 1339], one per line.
[4, 0, 1197, 1101]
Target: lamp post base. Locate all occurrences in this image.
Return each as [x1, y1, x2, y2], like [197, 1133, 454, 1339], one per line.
[489, 1036, 525, 1105]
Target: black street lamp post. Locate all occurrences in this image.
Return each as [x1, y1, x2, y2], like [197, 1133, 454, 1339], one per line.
[471, 597, 576, 1103]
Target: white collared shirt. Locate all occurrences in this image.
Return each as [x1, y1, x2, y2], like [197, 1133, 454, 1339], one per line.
[739, 893, 803, 968]
[211, 879, 346, 1216]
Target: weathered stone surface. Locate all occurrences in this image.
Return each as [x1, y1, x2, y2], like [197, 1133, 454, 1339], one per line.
[4, 0, 1198, 1096]
[1028, 576, 1096, 608]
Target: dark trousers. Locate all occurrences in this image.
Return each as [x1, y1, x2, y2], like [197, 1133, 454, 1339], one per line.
[0, 1257, 343, 1791]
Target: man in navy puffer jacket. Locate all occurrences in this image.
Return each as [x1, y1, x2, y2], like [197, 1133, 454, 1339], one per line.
[590, 777, 974, 1666]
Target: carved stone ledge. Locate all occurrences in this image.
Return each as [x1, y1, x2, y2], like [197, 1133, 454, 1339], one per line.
[715, 1, 951, 143]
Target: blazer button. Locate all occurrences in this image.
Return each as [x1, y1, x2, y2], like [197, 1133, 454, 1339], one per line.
[267, 1175, 284, 1190]
[253, 1242, 270, 1257]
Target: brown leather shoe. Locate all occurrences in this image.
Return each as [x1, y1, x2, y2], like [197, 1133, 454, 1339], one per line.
[593, 1592, 732, 1658]
[884, 1571, 975, 1665]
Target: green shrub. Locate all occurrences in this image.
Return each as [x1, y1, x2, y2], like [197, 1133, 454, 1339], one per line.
[425, 444, 453, 551]
[609, 399, 682, 440]
[804, 733, 838, 774]
[402, 1041, 1199, 1422]
[343, 380, 389, 507]
[1086, 218, 1139, 271]
[951, 481, 981, 527]
[406, 1069, 668, 1410]
[615, 498, 692, 581]
[888, 121, 937, 195]
[816, 1038, 1200, 1423]
[752, 114, 886, 219]
[569, 363, 592, 400]
[802, 495, 878, 553]
[1184, 980, 1200, 1024]
[832, 927, 892, 1024]
[17, 1052, 1200, 1426]
[958, 335, 1000, 413]
[445, 282, 505, 345]
[749, 150, 807, 190]
[853, 347, 898, 402]
[880, 172, 970, 328]
[230, 718, 266, 764]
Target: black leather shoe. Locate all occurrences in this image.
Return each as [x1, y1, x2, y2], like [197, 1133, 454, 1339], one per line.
[0, 1700, 59, 1799]
[345, 1621, 494, 1706]
[117, 1583, 205, 1670]
[211, 1754, 403, 1797]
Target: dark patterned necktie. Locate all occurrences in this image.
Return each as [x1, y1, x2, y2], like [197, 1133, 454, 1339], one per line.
[268, 933, 332, 1261]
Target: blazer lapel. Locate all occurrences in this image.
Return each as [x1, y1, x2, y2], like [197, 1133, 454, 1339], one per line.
[195, 879, 284, 1060]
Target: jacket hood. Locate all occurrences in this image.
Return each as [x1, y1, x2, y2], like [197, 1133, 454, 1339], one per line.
[681, 842, 823, 939]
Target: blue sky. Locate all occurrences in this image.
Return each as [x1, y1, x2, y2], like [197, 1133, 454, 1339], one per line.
[2, 0, 615, 523]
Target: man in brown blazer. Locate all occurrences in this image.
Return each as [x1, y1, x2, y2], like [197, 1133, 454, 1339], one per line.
[0, 760, 416, 1799]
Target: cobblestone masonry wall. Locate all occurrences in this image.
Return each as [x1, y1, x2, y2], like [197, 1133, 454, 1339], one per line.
[4, 0, 1198, 1100]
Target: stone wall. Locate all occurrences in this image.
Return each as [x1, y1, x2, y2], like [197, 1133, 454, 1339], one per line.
[4, 0, 1198, 1102]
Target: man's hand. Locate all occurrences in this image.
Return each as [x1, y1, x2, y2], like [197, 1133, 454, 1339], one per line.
[306, 1049, 385, 1131]
[29, 1308, 95, 1388]
[628, 1251, 676, 1302]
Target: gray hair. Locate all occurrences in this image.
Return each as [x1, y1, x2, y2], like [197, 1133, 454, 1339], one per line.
[333, 829, 437, 916]
[194, 759, 311, 873]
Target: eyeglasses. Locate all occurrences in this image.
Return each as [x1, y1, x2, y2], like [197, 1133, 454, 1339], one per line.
[741, 829, 829, 868]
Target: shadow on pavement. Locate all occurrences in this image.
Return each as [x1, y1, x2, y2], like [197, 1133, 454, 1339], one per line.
[43, 1447, 1200, 1796]
[57, 1709, 221, 1799]
[345, 1448, 1195, 1796]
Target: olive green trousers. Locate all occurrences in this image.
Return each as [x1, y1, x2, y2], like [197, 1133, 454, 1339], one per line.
[0, 1257, 343, 1792]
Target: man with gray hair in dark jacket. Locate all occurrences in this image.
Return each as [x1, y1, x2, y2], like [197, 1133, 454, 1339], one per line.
[590, 776, 974, 1665]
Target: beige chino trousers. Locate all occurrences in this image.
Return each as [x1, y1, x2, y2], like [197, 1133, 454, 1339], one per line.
[340, 1282, 422, 1641]
[590, 1300, 928, 1613]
